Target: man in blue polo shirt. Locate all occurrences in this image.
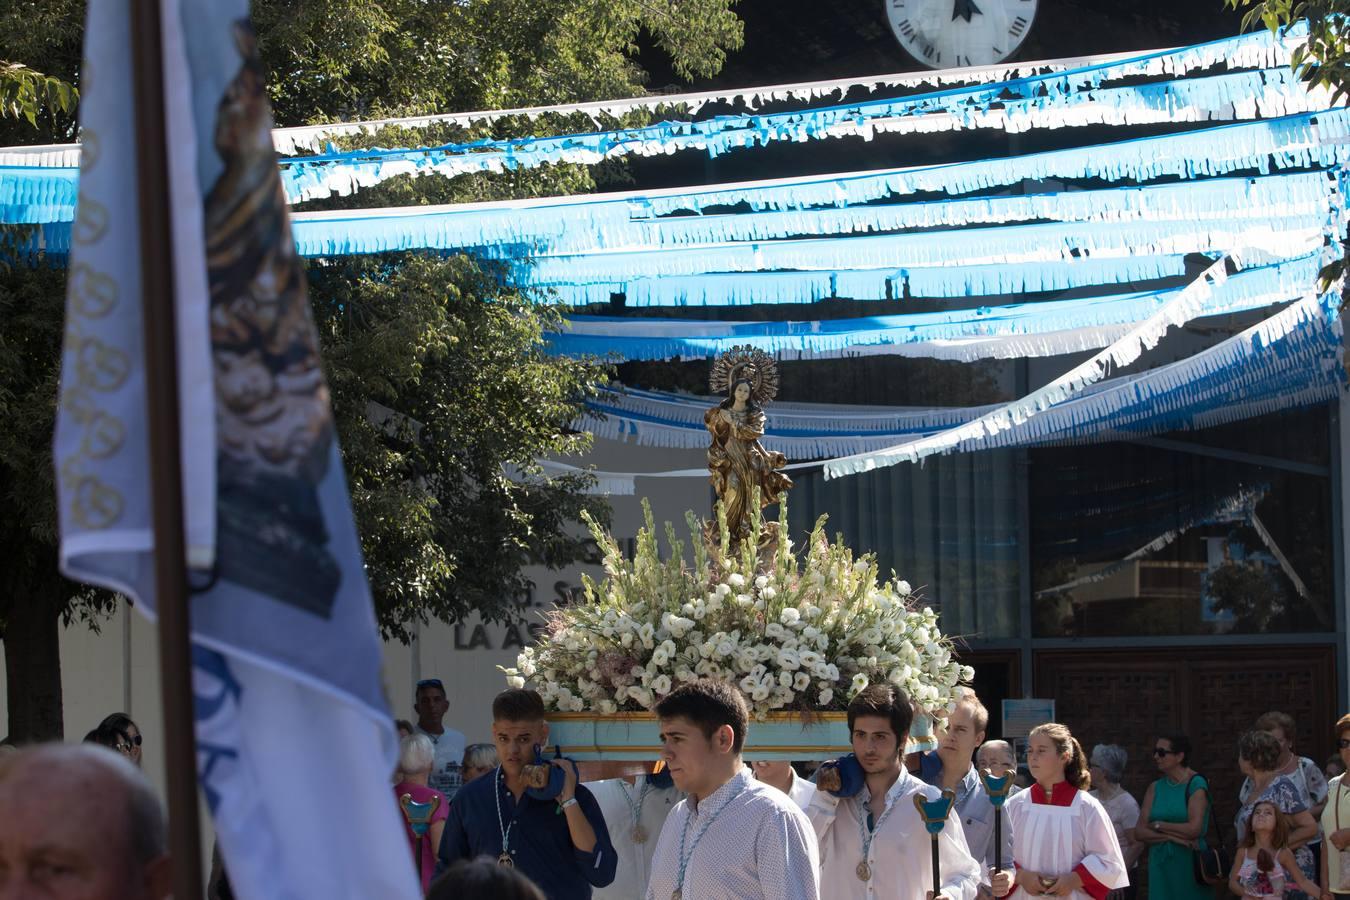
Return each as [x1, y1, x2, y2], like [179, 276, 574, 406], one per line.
[436, 688, 616, 899]
[920, 688, 1010, 897]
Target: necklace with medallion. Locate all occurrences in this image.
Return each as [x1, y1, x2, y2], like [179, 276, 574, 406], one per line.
[494, 766, 521, 868]
[672, 778, 744, 900]
[621, 778, 654, 844]
[856, 786, 901, 881]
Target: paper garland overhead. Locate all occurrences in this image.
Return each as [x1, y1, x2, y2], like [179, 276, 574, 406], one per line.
[546, 254, 1323, 361]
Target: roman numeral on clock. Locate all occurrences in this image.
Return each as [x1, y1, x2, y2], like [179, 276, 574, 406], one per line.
[1009, 16, 1028, 37]
[896, 18, 916, 39]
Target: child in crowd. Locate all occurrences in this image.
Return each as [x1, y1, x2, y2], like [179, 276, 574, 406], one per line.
[1228, 800, 1329, 899]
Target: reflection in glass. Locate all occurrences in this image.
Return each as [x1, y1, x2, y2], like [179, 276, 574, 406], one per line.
[1030, 406, 1333, 637]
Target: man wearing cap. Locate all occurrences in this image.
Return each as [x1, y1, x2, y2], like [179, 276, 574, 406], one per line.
[415, 677, 467, 799]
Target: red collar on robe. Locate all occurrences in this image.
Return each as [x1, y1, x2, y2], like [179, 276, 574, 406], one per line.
[1029, 781, 1078, 806]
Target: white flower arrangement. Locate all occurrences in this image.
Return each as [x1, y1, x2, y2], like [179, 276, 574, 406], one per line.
[500, 501, 973, 720]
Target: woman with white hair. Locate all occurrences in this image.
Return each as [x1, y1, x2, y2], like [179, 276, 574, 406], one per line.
[394, 733, 449, 893]
[1089, 744, 1142, 899]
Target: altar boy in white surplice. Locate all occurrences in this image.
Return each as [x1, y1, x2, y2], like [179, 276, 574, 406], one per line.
[992, 723, 1128, 900]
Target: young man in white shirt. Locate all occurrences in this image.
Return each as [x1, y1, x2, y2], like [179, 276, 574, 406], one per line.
[586, 765, 681, 900]
[808, 683, 981, 900]
[645, 679, 820, 900]
[751, 760, 817, 810]
[413, 678, 466, 799]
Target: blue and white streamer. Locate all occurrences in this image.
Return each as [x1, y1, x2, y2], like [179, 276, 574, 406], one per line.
[276, 67, 1329, 201]
[548, 254, 1323, 361]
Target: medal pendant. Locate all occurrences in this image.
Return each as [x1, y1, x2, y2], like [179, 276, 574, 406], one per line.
[855, 860, 872, 881]
[632, 824, 648, 844]
[498, 852, 514, 868]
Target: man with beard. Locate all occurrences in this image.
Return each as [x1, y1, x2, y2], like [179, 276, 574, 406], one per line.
[807, 683, 981, 900]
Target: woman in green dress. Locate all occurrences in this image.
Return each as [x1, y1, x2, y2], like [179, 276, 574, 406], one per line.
[1135, 734, 1213, 900]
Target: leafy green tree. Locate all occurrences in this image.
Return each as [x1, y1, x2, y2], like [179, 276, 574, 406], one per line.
[0, 0, 743, 740]
[1224, 0, 1350, 291]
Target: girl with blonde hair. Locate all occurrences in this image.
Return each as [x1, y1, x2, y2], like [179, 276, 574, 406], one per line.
[992, 723, 1128, 898]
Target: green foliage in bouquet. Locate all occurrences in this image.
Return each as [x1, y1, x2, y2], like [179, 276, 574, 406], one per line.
[501, 498, 972, 720]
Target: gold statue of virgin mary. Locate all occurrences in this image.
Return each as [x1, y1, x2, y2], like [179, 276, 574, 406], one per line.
[705, 346, 792, 542]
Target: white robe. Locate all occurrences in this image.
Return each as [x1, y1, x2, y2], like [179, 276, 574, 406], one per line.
[585, 776, 681, 900]
[1005, 783, 1128, 900]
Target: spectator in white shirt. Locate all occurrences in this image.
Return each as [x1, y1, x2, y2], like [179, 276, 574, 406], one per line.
[809, 683, 981, 900]
[645, 679, 820, 900]
[752, 760, 817, 810]
[588, 766, 682, 900]
[414, 678, 466, 799]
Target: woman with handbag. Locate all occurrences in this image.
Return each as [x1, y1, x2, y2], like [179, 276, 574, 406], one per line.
[1320, 714, 1350, 898]
[1237, 730, 1321, 900]
[1134, 734, 1215, 900]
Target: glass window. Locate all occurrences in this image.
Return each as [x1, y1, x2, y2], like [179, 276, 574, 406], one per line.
[1029, 404, 1334, 637]
[787, 449, 1021, 639]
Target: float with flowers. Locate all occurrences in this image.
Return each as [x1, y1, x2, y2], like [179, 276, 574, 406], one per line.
[501, 347, 972, 759]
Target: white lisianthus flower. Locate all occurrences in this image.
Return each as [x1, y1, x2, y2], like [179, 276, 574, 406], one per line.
[598, 699, 618, 715]
[716, 639, 735, 658]
[716, 583, 731, 597]
[780, 608, 800, 626]
[765, 622, 787, 640]
[778, 671, 793, 688]
[793, 672, 811, 691]
[651, 674, 673, 695]
[896, 580, 912, 595]
[505, 674, 526, 689]
[763, 586, 777, 600]
[739, 674, 758, 694]
[736, 593, 753, 607]
[651, 647, 670, 667]
[755, 574, 769, 590]
[819, 687, 834, 706]
[728, 573, 746, 588]
[798, 649, 822, 669]
[851, 673, 869, 694]
[776, 648, 801, 670]
[961, 665, 975, 682]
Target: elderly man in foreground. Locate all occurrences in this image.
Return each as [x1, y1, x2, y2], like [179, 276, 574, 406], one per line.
[0, 743, 171, 899]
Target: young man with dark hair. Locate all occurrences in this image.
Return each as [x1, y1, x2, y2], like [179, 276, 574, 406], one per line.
[436, 689, 616, 899]
[414, 677, 467, 799]
[807, 683, 981, 900]
[644, 679, 820, 900]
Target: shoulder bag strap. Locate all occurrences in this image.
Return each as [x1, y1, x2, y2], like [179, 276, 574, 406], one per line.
[1187, 772, 1220, 846]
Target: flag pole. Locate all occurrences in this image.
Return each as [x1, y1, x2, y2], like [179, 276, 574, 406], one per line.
[127, 0, 205, 895]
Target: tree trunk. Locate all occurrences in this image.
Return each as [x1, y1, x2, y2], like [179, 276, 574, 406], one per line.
[4, 596, 63, 743]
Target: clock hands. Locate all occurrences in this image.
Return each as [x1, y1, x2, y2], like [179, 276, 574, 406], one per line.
[951, 0, 982, 22]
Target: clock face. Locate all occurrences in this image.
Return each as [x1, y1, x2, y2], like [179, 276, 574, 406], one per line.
[885, 0, 1038, 69]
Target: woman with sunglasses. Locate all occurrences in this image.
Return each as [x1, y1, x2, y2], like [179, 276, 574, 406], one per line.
[100, 713, 142, 768]
[1134, 734, 1212, 900]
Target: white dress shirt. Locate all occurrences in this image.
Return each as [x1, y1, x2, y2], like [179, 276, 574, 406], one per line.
[807, 768, 981, 900]
[646, 768, 820, 900]
[787, 768, 817, 811]
[586, 775, 681, 900]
